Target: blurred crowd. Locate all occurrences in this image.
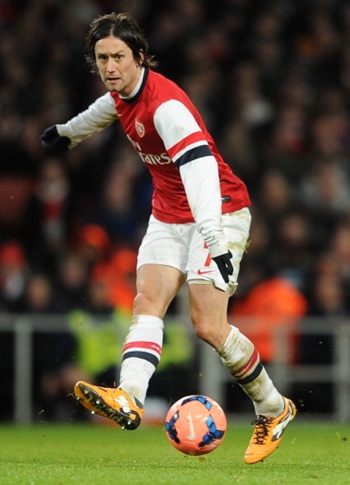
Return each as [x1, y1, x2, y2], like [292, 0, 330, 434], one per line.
[1, 0, 350, 417]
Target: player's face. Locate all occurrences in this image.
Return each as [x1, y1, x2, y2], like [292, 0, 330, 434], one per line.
[94, 36, 142, 96]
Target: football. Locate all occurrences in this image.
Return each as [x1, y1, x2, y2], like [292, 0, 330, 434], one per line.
[165, 394, 227, 456]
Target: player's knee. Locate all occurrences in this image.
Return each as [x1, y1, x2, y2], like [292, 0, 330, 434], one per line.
[192, 319, 218, 346]
[133, 290, 153, 312]
[133, 290, 167, 318]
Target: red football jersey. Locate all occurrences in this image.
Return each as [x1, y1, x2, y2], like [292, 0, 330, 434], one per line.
[110, 69, 251, 223]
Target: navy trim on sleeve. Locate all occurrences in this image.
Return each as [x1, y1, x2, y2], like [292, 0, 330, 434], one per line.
[175, 145, 212, 168]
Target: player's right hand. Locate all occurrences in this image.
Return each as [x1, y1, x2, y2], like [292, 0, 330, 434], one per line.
[40, 125, 71, 151]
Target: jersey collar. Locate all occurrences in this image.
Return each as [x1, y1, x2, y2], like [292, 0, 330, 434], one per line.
[120, 67, 149, 103]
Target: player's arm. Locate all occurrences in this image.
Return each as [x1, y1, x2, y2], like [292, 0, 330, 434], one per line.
[154, 100, 233, 283]
[41, 93, 118, 150]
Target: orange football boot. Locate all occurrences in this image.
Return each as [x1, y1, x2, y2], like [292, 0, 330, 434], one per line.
[244, 397, 297, 464]
[74, 380, 144, 430]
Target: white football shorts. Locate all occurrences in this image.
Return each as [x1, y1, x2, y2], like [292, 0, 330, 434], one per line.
[137, 207, 251, 295]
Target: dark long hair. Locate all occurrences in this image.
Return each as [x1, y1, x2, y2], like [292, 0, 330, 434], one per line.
[85, 12, 158, 74]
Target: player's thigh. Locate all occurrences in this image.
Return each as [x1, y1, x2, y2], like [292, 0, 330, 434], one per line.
[134, 263, 185, 318]
[137, 215, 189, 272]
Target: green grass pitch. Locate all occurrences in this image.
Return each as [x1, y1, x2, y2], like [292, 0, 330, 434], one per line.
[0, 421, 349, 484]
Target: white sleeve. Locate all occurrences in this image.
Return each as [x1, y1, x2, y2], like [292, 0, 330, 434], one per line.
[56, 93, 118, 148]
[154, 100, 228, 257]
[180, 158, 228, 257]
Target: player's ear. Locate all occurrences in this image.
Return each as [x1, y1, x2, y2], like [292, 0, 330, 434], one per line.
[139, 50, 145, 66]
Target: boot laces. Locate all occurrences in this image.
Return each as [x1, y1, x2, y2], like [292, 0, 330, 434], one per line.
[251, 416, 273, 444]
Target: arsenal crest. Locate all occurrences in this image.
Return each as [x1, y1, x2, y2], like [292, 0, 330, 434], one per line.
[135, 118, 145, 138]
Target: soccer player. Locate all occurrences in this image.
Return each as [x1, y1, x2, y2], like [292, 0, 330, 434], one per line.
[41, 12, 296, 464]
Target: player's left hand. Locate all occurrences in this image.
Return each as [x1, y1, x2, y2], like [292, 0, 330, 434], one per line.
[212, 251, 233, 283]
